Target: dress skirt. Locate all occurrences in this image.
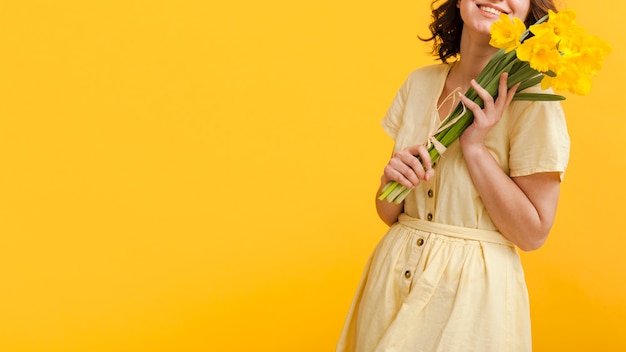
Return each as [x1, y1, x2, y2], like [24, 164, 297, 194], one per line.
[336, 214, 531, 352]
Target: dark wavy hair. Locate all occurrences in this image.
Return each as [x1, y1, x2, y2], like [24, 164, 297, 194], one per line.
[420, 0, 559, 63]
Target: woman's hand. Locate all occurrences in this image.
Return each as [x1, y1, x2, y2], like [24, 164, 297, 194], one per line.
[376, 144, 434, 226]
[458, 72, 520, 149]
[383, 144, 435, 189]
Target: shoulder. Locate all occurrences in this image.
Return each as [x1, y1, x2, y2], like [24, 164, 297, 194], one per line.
[504, 86, 569, 146]
[398, 64, 451, 94]
[404, 64, 450, 84]
[507, 86, 565, 120]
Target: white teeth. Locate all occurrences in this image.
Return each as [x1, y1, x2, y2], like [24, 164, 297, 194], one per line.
[479, 5, 502, 16]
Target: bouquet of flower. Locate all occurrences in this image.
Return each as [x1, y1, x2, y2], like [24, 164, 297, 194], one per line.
[379, 9, 611, 204]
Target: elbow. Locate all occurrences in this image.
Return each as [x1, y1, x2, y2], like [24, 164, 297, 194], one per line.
[516, 232, 549, 252]
[378, 212, 399, 227]
[506, 216, 554, 251]
[375, 198, 403, 227]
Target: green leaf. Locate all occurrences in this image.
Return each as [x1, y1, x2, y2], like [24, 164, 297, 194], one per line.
[512, 92, 566, 101]
[476, 49, 506, 83]
[508, 65, 540, 86]
[516, 74, 543, 91]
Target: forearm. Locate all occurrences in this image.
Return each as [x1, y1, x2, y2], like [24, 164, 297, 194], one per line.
[461, 145, 558, 250]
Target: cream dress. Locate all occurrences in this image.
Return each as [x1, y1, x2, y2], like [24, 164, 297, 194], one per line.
[337, 64, 570, 352]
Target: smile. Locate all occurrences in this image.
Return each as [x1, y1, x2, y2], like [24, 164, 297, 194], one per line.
[478, 5, 506, 16]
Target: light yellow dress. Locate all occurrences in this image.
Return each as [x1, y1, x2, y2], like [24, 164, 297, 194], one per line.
[337, 64, 570, 352]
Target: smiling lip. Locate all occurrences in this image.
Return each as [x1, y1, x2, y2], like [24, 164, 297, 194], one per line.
[477, 4, 508, 16]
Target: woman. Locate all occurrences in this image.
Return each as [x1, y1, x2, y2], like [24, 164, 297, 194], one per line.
[337, 0, 569, 351]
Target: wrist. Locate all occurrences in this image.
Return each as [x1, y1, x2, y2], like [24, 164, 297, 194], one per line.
[460, 142, 489, 160]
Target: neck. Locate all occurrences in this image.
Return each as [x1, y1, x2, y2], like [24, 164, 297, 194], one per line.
[451, 29, 499, 91]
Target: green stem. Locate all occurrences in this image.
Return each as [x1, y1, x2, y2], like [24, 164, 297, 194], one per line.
[386, 184, 406, 202]
[378, 182, 398, 200]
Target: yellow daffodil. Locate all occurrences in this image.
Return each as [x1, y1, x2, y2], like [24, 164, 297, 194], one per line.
[541, 62, 578, 92]
[516, 31, 562, 73]
[530, 9, 582, 44]
[543, 63, 592, 95]
[571, 34, 612, 75]
[489, 14, 527, 53]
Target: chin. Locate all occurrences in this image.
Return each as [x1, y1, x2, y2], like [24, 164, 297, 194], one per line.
[467, 22, 495, 37]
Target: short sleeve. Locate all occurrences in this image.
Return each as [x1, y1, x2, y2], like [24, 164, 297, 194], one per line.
[508, 99, 570, 180]
[381, 78, 410, 140]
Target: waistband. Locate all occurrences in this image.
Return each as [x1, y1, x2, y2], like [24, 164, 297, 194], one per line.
[398, 214, 513, 246]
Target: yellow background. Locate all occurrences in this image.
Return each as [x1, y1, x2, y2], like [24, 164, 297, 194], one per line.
[0, 0, 623, 350]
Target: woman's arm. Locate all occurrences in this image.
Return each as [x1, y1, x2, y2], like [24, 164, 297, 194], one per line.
[459, 73, 561, 250]
[461, 143, 561, 250]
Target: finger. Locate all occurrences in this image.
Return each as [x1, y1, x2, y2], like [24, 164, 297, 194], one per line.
[495, 72, 517, 109]
[384, 164, 419, 189]
[399, 153, 426, 181]
[470, 79, 494, 107]
[504, 82, 521, 107]
[397, 155, 424, 184]
[387, 154, 421, 187]
[458, 91, 484, 117]
[406, 144, 432, 170]
[403, 145, 430, 181]
[496, 72, 509, 106]
[413, 145, 433, 172]
[424, 168, 436, 181]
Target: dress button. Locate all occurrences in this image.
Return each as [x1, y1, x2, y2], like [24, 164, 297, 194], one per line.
[427, 189, 433, 198]
[417, 238, 424, 246]
[404, 270, 412, 279]
[427, 213, 433, 221]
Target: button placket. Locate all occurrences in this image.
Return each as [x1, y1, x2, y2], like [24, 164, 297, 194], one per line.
[424, 169, 438, 222]
[425, 185, 435, 221]
[401, 233, 427, 295]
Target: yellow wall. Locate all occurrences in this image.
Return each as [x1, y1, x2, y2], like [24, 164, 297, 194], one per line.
[0, 0, 623, 350]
